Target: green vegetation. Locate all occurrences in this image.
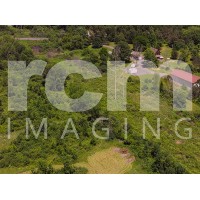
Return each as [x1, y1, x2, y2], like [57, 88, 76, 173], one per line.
[0, 26, 200, 174]
[144, 48, 158, 66]
[161, 45, 172, 59]
[112, 41, 131, 62]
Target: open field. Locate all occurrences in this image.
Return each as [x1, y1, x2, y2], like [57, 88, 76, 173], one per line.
[75, 147, 135, 174]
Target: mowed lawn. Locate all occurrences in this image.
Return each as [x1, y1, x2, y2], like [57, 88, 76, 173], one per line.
[75, 147, 134, 174]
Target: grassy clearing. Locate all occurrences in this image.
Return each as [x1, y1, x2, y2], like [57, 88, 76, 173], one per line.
[0, 166, 31, 174]
[108, 42, 116, 47]
[106, 42, 133, 49]
[75, 146, 134, 174]
[128, 44, 133, 49]
[74, 139, 147, 174]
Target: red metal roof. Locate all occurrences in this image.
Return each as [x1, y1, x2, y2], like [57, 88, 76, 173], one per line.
[171, 69, 200, 84]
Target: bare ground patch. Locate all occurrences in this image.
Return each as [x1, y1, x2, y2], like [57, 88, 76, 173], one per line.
[113, 147, 135, 163]
[176, 140, 183, 145]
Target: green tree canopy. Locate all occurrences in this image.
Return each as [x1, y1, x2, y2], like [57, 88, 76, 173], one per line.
[112, 41, 131, 62]
[144, 48, 158, 66]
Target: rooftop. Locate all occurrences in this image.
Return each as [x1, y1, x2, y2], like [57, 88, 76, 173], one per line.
[171, 69, 200, 84]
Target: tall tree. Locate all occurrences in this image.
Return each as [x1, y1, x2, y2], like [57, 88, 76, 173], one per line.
[144, 48, 158, 67]
[112, 41, 131, 62]
[133, 35, 149, 52]
[99, 48, 109, 72]
[92, 36, 103, 48]
[179, 48, 190, 62]
[171, 48, 178, 59]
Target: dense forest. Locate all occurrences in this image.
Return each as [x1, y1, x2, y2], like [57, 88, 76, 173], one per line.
[0, 25, 200, 174]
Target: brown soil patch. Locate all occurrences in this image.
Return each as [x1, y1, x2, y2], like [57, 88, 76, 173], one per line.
[176, 140, 183, 145]
[113, 147, 135, 163]
[127, 157, 136, 163]
[32, 46, 42, 54]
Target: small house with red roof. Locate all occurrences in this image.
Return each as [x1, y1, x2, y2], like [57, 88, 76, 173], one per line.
[171, 69, 200, 88]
